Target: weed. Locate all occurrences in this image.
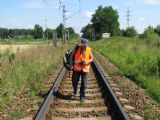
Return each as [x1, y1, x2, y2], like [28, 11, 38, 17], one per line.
[90, 36, 160, 103]
[143, 103, 160, 120]
[0, 45, 63, 114]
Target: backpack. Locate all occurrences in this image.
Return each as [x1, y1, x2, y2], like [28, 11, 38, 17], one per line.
[63, 46, 80, 71]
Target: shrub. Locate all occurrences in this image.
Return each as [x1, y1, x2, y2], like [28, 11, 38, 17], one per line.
[123, 26, 137, 37]
[143, 26, 155, 38]
[90, 36, 160, 103]
[154, 24, 160, 36]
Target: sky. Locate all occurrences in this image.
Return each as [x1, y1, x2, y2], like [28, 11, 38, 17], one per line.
[0, 0, 160, 34]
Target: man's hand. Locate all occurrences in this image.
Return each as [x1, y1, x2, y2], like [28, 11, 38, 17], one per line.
[83, 60, 90, 65]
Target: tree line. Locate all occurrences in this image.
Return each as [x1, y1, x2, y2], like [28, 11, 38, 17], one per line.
[0, 24, 76, 40]
[81, 5, 160, 39]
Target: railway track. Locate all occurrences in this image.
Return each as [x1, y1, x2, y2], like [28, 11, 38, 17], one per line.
[35, 58, 129, 120]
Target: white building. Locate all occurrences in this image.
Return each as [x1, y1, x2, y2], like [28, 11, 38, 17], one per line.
[102, 33, 110, 39]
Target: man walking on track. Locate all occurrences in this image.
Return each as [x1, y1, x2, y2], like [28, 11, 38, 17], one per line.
[71, 38, 93, 101]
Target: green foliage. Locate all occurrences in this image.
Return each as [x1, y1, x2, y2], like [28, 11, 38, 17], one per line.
[154, 24, 160, 36]
[1, 48, 13, 57]
[33, 24, 44, 39]
[90, 36, 160, 103]
[4, 106, 22, 119]
[143, 103, 160, 120]
[143, 26, 155, 38]
[66, 27, 76, 40]
[81, 24, 94, 39]
[91, 5, 120, 38]
[56, 23, 63, 38]
[123, 27, 137, 37]
[0, 45, 63, 112]
[56, 24, 76, 40]
[48, 29, 54, 40]
[45, 28, 55, 40]
[0, 28, 33, 39]
[67, 27, 75, 35]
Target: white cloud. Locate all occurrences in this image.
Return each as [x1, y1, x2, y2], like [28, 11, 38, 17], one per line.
[138, 17, 147, 21]
[27, 25, 34, 29]
[126, 0, 160, 5]
[23, 1, 44, 9]
[84, 11, 94, 18]
[145, 0, 160, 4]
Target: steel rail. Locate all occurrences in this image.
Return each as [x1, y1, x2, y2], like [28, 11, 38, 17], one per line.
[34, 67, 66, 120]
[35, 58, 129, 120]
[92, 58, 130, 120]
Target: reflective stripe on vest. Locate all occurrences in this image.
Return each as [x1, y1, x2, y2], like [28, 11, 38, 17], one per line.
[74, 65, 90, 72]
[75, 60, 81, 64]
[73, 46, 91, 73]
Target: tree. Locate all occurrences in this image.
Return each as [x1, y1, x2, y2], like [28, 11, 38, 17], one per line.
[44, 28, 57, 40]
[91, 6, 120, 38]
[0, 27, 36, 39]
[81, 24, 94, 39]
[143, 26, 155, 38]
[66, 27, 76, 39]
[33, 24, 43, 39]
[121, 29, 125, 36]
[154, 25, 160, 36]
[56, 23, 63, 38]
[66, 27, 75, 35]
[123, 27, 137, 37]
[9, 29, 15, 38]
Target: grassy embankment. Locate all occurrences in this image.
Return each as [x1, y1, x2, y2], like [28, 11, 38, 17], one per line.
[0, 44, 65, 113]
[90, 36, 160, 103]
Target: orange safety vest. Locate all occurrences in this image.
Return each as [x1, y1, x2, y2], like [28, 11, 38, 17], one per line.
[73, 46, 92, 73]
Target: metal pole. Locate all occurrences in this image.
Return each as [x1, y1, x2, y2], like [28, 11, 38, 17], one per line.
[126, 7, 130, 28]
[62, 5, 67, 44]
[53, 31, 57, 47]
[66, 29, 69, 42]
[45, 19, 48, 41]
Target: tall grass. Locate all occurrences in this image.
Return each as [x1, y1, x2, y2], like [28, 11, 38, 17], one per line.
[90, 36, 160, 103]
[0, 45, 63, 111]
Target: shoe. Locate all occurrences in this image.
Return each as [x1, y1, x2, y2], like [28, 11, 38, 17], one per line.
[73, 91, 77, 97]
[71, 92, 77, 99]
[80, 96, 85, 102]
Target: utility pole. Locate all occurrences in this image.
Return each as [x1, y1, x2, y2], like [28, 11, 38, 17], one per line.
[44, 19, 48, 41]
[60, 0, 81, 45]
[53, 31, 57, 47]
[66, 29, 69, 42]
[59, 5, 67, 45]
[44, 0, 81, 45]
[126, 7, 131, 28]
[62, 5, 67, 44]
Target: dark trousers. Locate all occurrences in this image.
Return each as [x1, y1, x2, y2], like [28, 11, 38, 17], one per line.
[72, 70, 88, 98]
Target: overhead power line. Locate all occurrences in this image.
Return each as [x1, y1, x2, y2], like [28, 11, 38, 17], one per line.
[44, 0, 81, 44]
[59, 0, 81, 43]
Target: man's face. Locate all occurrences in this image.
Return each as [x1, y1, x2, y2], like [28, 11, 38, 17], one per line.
[81, 44, 87, 49]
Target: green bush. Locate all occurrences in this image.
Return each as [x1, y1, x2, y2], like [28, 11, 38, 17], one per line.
[154, 24, 160, 36]
[123, 26, 137, 37]
[90, 36, 160, 103]
[143, 26, 156, 38]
